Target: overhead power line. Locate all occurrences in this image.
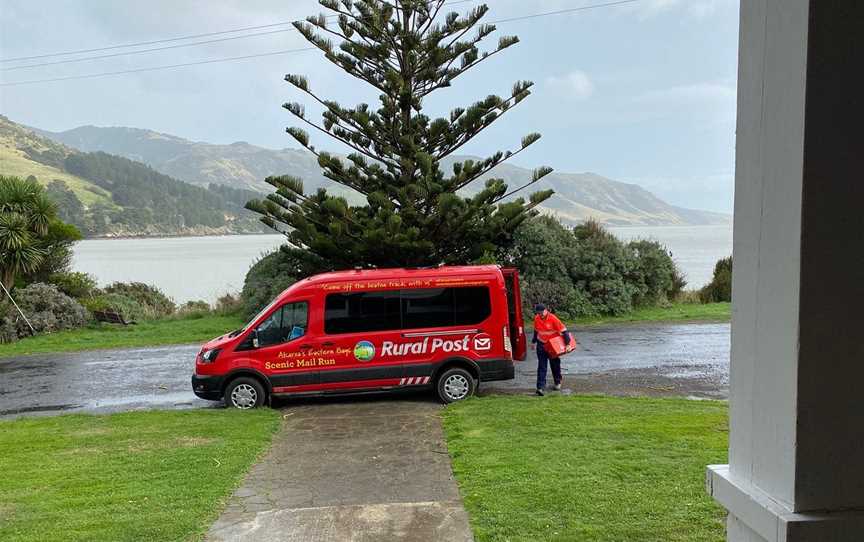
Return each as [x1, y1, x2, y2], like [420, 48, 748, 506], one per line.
[489, 0, 640, 24]
[1, 0, 641, 87]
[0, 0, 477, 64]
[0, 21, 297, 63]
[0, 48, 316, 87]
[1, 29, 295, 72]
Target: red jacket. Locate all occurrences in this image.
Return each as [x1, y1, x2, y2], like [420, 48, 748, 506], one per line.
[533, 312, 567, 344]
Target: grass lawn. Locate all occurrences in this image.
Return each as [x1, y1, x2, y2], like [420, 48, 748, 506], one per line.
[0, 313, 245, 359]
[443, 395, 728, 542]
[0, 409, 280, 542]
[572, 302, 730, 326]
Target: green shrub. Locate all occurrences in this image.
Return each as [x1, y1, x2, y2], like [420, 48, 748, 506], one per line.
[82, 293, 147, 322]
[569, 220, 639, 315]
[103, 282, 175, 317]
[48, 271, 98, 299]
[178, 300, 211, 315]
[508, 217, 683, 318]
[241, 248, 309, 319]
[505, 215, 576, 282]
[0, 283, 88, 341]
[628, 239, 683, 306]
[214, 293, 243, 316]
[0, 311, 16, 343]
[700, 256, 732, 303]
[521, 279, 594, 320]
[675, 289, 703, 305]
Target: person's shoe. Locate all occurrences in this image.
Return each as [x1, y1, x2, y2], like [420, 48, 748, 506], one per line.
[553, 383, 562, 391]
[535, 388, 545, 396]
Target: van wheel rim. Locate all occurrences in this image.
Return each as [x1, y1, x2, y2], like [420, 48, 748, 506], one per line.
[444, 374, 470, 401]
[231, 384, 257, 409]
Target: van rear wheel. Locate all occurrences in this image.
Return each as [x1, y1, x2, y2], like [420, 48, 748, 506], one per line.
[436, 368, 476, 404]
[225, 377, 265, 410]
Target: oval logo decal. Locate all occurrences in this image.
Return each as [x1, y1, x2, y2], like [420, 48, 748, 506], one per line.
[353, 341, 375, 362]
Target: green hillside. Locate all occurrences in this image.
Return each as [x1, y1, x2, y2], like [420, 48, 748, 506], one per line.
[0, 119, 113, 207]
[38, 124, 731, 227]
[0, 116, 267, 237]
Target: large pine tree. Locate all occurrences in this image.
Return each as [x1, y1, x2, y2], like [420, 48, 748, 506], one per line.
[247, 0, 554, 269]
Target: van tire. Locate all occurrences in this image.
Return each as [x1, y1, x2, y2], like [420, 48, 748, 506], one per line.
[225, 377, 266, 410]
[436, 367, 476, 404]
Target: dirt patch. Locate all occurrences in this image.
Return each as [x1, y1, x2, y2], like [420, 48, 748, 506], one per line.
[0, 502, 15, 522]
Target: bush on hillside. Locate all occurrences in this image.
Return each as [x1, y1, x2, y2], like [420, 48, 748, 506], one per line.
[178, 300, 211, 315]
[569, 220, 640, 315]
[0, 283, 89, 342]
[103, 282, 175, 318]
[700, 256, 732, 303]
[521, 279, 594, 320]
[628, 240, 683, 306]
[48, 271, 98, 299]
[507, 217, 684, 317]
[504, 215, 576, 282]
[214, 293, 243, 316]
[82, 293, 146, 322]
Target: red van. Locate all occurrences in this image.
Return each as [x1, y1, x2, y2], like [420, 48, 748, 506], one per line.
[192, 265, 527, 408]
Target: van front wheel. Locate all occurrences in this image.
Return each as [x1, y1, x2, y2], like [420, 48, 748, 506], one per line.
[436, 368, 476, 404]
[225, 377, 265, 410]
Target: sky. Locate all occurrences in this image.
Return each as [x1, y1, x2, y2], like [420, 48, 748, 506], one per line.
[0, 0, 740, 213]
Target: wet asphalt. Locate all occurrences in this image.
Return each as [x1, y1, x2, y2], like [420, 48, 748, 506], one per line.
[0, 322, 730, 419]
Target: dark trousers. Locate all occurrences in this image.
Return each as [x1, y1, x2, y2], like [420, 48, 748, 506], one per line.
[536, 343, 562, 389]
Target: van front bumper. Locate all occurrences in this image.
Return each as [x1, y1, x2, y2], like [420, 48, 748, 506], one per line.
[191, 374, 224, 401]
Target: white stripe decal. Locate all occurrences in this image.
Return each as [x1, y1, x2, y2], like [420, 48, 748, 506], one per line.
[399, 378, 405, 385]
[408, 377, 415, 385]
[423, 376, 430, 384]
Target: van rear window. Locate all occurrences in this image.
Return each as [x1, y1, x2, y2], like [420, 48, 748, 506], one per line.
[324, 286, 491, 334]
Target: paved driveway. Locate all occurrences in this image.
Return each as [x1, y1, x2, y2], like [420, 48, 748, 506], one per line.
[0, 344, 208, 418]
[0, 322, 730, 418]
[206, 398, 472, 542]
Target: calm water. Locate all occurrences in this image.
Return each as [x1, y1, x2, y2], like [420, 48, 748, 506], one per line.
[72, 235, 285, 304]
[608, 225, 733, 290]
[72, 226, 732, 303]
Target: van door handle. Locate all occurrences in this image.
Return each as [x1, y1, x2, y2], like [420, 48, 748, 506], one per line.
[322, 341, 334, 347]
[299, 343, 313, 350]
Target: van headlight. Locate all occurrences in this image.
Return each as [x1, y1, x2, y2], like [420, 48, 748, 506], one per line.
[200, 348, 221, 363]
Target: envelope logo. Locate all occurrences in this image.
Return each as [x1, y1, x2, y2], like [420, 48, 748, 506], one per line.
[473, 334, 492, 351]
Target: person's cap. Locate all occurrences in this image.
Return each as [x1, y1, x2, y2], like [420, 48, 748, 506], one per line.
[534, 303, 546, 314]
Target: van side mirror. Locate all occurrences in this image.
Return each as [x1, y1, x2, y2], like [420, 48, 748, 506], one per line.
[252, 329, 260, 349]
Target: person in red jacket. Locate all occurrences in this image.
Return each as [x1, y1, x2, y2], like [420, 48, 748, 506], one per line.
[532, 303, 572, 396]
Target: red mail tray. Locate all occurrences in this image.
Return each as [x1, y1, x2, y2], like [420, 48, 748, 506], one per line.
[546, 334, 577, 357]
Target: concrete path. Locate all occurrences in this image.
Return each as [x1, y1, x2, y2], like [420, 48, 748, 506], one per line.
[0, 322, 730, 418]
[205, 397, 473, 542]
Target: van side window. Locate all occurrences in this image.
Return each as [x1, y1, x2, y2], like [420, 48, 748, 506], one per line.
[324, 291, 401, 334]
[324, 287, 491, 334]
[452, 287, 492, 325]
[255, 301, 308, 347]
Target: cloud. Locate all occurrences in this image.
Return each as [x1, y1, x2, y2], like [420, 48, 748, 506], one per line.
[631, 80, 736, 124]
[545, 70, 595, 100]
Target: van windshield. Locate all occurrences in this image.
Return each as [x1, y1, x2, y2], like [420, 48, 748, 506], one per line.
[234, 297, 282, 336]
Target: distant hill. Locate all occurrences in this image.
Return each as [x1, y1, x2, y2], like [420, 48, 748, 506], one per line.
[37, 124, 729, 227]
[0, 116, 267, 237]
